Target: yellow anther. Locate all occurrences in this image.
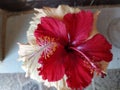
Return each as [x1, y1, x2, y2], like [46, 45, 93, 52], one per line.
[47, 54, 50, 58]
[39, 36, 57, 60]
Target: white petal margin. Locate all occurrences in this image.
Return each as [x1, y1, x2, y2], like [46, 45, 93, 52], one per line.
[18, 43, 42, 77]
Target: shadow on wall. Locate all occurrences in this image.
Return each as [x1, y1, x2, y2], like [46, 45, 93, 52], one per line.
[4, 14, 33, 57]
[97, 8, 116, 36]
[0, 16, 2, 60]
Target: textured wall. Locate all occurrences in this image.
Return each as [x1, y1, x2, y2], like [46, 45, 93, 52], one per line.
[0, 69, 120, 90]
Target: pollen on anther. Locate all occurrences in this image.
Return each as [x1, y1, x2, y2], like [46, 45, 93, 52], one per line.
[38, 36, 57, 60]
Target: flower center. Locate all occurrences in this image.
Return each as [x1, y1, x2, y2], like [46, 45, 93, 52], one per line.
[64, 44, 73, 53]
[37, 36, 57, 59]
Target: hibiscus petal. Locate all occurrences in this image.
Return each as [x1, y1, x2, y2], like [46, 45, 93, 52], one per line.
[34, 17, 68, 45]
[38, 44, 67, 81]
[77, 34, 112, 62]
[64, 52, 93, 89]
[63, 10, 93, 45]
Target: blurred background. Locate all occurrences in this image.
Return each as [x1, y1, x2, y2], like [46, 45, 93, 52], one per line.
[0, 0, 120, 90]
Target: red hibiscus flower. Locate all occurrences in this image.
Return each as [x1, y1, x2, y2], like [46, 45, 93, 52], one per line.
[34, 10, 112, 89]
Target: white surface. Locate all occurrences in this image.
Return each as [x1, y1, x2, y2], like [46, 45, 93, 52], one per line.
[0, 7, 120, 73]
[0, 14, 33, 73]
